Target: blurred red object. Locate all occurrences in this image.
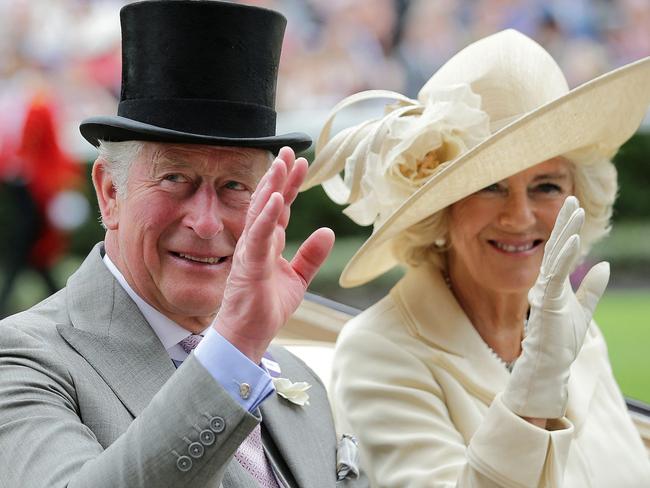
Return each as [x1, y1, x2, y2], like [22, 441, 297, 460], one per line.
[15, 92, 83, 269]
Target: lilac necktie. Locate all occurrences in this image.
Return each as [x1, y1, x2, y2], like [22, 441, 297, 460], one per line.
[179, 334, 204, 354]
[234, 424, 281, 487]
[178, 334, 280, 487]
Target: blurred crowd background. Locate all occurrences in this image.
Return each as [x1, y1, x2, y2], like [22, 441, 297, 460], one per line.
[0, 0, 649, 317]
[1, 0, 649, 156]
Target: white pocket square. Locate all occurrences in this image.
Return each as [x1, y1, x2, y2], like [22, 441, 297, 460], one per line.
[336, 434, 360, 481]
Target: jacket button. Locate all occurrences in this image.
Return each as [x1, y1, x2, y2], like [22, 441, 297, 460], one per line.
[188, 442, 204, 458]
[209, 416, 225, 433]
[176, 456, 192, 472]
[199, 429, 216, 446]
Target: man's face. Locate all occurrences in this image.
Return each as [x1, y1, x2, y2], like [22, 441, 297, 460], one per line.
[100, 143, 270, 331]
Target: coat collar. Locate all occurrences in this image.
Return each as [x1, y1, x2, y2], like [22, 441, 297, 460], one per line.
[391, 264, 510, 404]
[391, 264, 602, 423]
[57, 243, 176, 418]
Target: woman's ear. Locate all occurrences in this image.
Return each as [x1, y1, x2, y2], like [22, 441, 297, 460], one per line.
[92, 159, 119, 230]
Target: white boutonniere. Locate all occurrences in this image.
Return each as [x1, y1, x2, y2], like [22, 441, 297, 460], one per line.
[261, 352, 311, 407]
[272, 377, 311, 406]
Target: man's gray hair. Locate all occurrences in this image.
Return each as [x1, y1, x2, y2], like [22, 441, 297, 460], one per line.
[97, 140, 145, 198]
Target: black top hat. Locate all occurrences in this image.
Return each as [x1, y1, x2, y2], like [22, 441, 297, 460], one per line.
[80, 0, 311, 153]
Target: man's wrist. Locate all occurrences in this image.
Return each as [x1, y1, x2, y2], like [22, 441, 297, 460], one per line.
[194, 328, 275, 411]
[211, 321, 272, 364]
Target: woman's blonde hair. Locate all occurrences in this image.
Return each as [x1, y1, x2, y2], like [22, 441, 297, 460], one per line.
[392, 149, 618, 270]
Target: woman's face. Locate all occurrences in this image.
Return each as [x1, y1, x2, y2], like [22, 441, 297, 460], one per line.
[447, 157, 574, 295]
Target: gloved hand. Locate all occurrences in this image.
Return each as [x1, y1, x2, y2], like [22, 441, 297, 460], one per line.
[502, 196, 610, 419]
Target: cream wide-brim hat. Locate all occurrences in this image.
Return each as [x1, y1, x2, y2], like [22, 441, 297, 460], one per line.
[301, 30, 650, 288]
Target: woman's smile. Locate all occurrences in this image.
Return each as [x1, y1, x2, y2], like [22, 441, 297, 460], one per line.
[487, 238, 544, 256]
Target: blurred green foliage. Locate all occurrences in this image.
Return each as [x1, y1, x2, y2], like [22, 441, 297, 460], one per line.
[595, 290, 650, 404]
[612, 133, 650, 221]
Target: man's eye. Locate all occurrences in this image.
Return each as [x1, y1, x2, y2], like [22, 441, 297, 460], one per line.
[163, 173, 188, 183]
[224, 181, 246, 191]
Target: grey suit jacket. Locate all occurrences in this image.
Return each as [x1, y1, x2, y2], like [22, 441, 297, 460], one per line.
[0, 244, 364, 487]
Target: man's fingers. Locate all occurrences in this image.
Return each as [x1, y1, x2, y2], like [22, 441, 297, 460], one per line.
[291, 227, 335, 286]
[278, 158, 308, 229]
[575, 261, 610, 323]
[245, 192, 284, 264]
[246, 160, 286, 233]
[284, 157, 308, 205]
[277, 146, 296, 176]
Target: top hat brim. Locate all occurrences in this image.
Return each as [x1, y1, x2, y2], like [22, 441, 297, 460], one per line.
[80, 115, 312, 154]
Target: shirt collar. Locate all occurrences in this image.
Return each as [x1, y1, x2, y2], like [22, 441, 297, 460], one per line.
[102, 254, 203, 351]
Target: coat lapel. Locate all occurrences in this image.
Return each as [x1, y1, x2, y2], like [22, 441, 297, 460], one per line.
[57, 244, 175, 418]
[394, 264, 603, 421]
[392, 265, 511, 405]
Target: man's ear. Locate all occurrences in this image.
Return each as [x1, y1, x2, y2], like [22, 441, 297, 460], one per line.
[92, 159, 120, 230]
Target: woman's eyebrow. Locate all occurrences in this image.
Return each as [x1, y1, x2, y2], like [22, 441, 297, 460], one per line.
[532, 172, 570, 181]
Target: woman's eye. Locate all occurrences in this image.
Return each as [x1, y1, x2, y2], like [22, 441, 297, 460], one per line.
[534, 183, 563, 194]
[224, 181, 246, 191]
[479, 183, 503, 193]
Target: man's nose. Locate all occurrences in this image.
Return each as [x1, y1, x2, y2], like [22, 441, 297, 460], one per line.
[498, 191, 536, 230]
[183, 186, 224, 239]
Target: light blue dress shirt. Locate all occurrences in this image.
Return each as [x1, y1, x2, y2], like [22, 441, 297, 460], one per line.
[102, 254, 274, 411]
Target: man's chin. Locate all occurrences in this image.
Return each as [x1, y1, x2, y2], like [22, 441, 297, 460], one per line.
[163, 291, 222, 325]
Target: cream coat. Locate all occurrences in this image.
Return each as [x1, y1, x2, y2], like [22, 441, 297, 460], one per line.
[331, 264, 650, 487]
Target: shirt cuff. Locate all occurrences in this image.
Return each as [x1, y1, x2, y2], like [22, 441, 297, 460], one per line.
[193, 327, 275, 411]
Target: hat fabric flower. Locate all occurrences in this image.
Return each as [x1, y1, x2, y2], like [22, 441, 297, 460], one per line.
[312, 84, 490, 229]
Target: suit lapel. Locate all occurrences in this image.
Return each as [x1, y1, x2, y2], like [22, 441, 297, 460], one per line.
[261, 395, 310, 488]
[57, 244, 175, 418]
[260, 346, 338, 488]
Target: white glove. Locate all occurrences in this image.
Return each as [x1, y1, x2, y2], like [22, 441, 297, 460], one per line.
[502, 196, 610, 419]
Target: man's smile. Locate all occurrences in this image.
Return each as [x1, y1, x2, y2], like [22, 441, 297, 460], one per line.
[171, 252, 230, 265]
